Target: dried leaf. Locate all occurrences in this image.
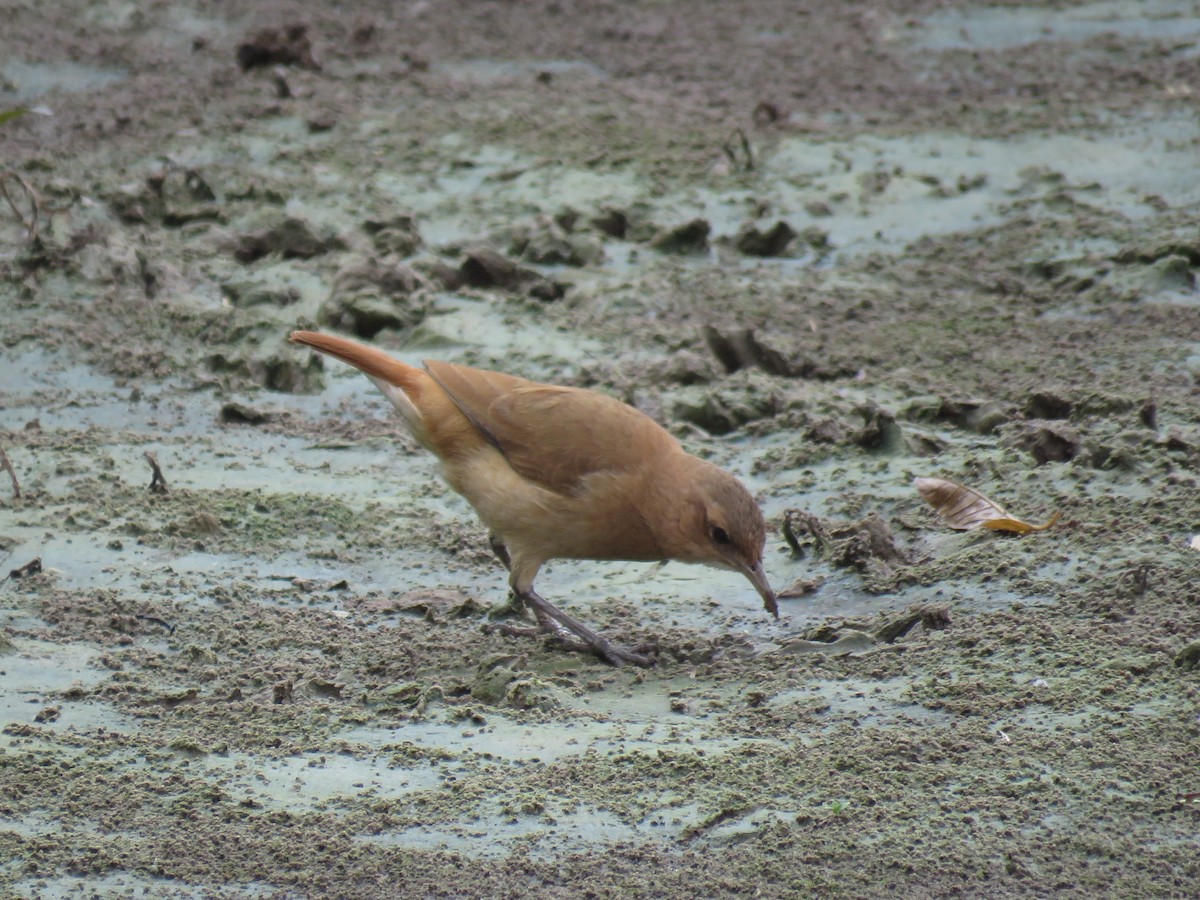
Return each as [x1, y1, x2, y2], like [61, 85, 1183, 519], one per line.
[914, 477, 1059, 534]
[981, 512, 1061, 535]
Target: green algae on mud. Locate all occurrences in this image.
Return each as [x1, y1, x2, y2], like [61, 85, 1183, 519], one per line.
[3, 0, 1200, 896]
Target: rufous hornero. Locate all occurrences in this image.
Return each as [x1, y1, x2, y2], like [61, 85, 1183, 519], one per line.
[290, 330, 777, 667]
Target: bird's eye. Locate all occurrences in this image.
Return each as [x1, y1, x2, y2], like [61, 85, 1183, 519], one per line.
[710, 526, 732, 546]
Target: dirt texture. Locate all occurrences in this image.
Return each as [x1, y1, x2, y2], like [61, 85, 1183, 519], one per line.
[2, 0, 1200, 897]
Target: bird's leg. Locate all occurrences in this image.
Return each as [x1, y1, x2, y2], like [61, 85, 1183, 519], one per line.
[487, 532, 512, 571]
[518, 588, 655, 668]
[484, 532, 539, 626]
[482, 545, 653, 666]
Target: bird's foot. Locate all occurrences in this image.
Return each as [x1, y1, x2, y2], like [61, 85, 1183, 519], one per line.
[518, 589, 656, 668]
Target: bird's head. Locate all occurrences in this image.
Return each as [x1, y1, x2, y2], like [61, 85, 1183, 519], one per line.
[674, 460, 778, 618]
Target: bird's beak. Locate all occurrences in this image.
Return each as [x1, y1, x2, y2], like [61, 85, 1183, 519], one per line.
[743, 560, 779, 619]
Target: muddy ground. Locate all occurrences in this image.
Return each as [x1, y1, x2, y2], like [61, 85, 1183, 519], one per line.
[2, 0, 1199, 896]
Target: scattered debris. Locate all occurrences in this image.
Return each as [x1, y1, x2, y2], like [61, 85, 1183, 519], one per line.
[777, 605, 948, 657]
[782, 510, 908, 576]
[1139, 398, 1157, 429]
[0, 446, 19, 499]
[306, 114, 336, 133]
[144, 451, 169, 495]
[777, 630, 877, 656]
[208, 346, 325, 393]
[828, 513, 909, 574]
[720, 127, 754, 172]
[915, 477, 1060, 534]
[6, 558, 42, 581]
[873, 605, 951, 643]
[367, 589, 486, 623]
[777, 575, 825, 598]
[0, 169, 41, 242]
[782, 509, 831, 558]
[110, 168, 222, 226]
[670, 382, 778, 435]
[135, 614, 177, 635]
[703, 325, 854, 380]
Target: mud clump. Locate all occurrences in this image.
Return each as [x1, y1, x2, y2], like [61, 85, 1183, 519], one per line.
[671, 375, 779, 435]
[503, 213, 605, 267]
[362, 213, 423, 258]
[318, 260, 430, 339]
[704, 325, 858, 381]
[230, 216, 345, 263]
[1175, 641, 1200, 671]
[1024, 390, 1074, 420]
[649, 218, 710, 255]
[704, 325, 793, 376]
[903, 395, 1011, 435]
[219, 401, 278, 425]
[108, 169, 223, 227]
[733, 220, 798, 257]
[783, 510, 909, 580]
[221, 275, 300, 308]
[1018, 423, 1083, 465]
[457, 247, 565, 301]
[207, 346, 325, 393]
[236, 24, 319, 71]
[852, 402, 904, 453]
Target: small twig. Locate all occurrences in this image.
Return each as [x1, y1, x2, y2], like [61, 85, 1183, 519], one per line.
[0, 170, 41, 242]
[0, 446, 19, 500]
[135, 614, 177, 635]
[144, 451, 169, 494]
[721, 127, 755, 172]
[781, 509, 829, 558]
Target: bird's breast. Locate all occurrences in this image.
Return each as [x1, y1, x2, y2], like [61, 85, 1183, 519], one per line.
[442, 448, 665, 563]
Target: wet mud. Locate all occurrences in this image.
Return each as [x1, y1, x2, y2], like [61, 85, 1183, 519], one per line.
[2, 1, 1199, 897]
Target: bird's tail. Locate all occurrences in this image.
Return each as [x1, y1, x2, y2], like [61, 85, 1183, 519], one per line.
[290, 331, 423, 391]
[290, 330, 429, 437]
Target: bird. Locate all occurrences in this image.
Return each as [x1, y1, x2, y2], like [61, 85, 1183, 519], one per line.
[289, 330, 777, 667]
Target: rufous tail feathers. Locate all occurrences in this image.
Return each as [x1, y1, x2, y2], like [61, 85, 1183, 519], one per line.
[289, 330, 433, 440]
[289, 331, 425, 394]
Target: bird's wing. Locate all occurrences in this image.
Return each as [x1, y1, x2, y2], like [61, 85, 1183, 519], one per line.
[424, 360, 679, 495]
